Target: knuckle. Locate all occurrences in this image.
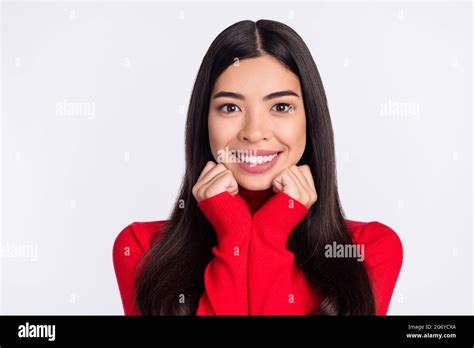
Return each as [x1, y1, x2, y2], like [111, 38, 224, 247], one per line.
[197, 186, 206, 199]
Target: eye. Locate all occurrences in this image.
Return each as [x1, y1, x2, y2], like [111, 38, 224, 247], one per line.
[271, 103, 294, 113]
[218, 103, 242, 114]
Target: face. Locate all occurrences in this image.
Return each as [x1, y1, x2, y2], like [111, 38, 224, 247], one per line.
[208, 54, 307, 190]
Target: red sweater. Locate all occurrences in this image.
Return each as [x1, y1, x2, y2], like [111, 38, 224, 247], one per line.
[113, 187, 403, 315]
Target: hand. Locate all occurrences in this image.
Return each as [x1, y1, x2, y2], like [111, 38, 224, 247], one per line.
[192, 161, 239, 203]
[272, 165, 317, 209]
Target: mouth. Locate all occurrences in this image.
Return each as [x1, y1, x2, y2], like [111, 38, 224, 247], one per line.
[233, 149, 283, 174]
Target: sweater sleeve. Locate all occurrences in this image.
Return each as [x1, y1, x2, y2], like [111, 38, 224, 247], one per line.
[353, 221, 403, 315]
[249, 192, 318, 315]
[196, 191, 252, 315]
[112, 223, 146, 315]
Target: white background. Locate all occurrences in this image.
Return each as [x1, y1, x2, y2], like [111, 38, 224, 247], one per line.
[1, 1, 472, 314]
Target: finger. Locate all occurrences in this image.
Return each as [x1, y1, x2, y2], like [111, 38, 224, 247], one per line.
[290, 165, 316, 207]
[298, 165, 316, 192]
[290, 165, 311, 192]
[296, 165, 317, 205]
[277, 169, 299, 198]
[213, 170, 239, 195]
[197, 161, 216, 182]
[272, 173, 284, 193]
[193, 162, 223, 197]
[198, 162, 227, 187]
[199, 169, 237, 198]
[288, 165, 308, 193]
[287, 166, 311, 204]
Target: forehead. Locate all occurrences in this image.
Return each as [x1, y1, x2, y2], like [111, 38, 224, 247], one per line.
[212, 55, 302, 97]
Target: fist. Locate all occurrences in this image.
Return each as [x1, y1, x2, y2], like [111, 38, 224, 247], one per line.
[272, 165, 317, 209]
[192, 161, 239, 203]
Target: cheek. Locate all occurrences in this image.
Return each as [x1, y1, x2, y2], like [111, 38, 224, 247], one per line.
[208, 115, 237, 157]
[281, 115, 306, 159]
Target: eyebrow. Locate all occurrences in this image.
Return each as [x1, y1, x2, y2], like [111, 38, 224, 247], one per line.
[212, 90, 300, 101]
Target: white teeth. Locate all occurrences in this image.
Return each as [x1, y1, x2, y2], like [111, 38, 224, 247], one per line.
[241, 153, 278, 164]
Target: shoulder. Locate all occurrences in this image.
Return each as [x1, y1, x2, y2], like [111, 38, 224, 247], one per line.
[113, 220, 167, 259]
[345, 220, 403, 315]
[346, 219, 402, 249]
[346, 219, 403, 265]
[112, 221, 166, 315]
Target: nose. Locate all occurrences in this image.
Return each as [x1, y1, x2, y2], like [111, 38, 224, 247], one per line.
[238, 111, 272, 143]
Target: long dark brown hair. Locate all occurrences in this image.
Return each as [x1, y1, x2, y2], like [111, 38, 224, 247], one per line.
[135, 19, 375, 315]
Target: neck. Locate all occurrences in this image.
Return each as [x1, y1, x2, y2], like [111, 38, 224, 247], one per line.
[238, 185, 275, 215]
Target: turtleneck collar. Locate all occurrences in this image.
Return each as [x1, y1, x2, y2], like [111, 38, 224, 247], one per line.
[238, 185, 276, 215]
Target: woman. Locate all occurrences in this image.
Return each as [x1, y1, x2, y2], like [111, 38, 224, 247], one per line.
[113, 19, 403, 316]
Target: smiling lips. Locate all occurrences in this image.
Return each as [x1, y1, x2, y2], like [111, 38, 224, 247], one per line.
[232, 149, 283, 174]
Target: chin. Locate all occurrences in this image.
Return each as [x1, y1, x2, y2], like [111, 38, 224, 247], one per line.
[236, 175, 273, 191]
